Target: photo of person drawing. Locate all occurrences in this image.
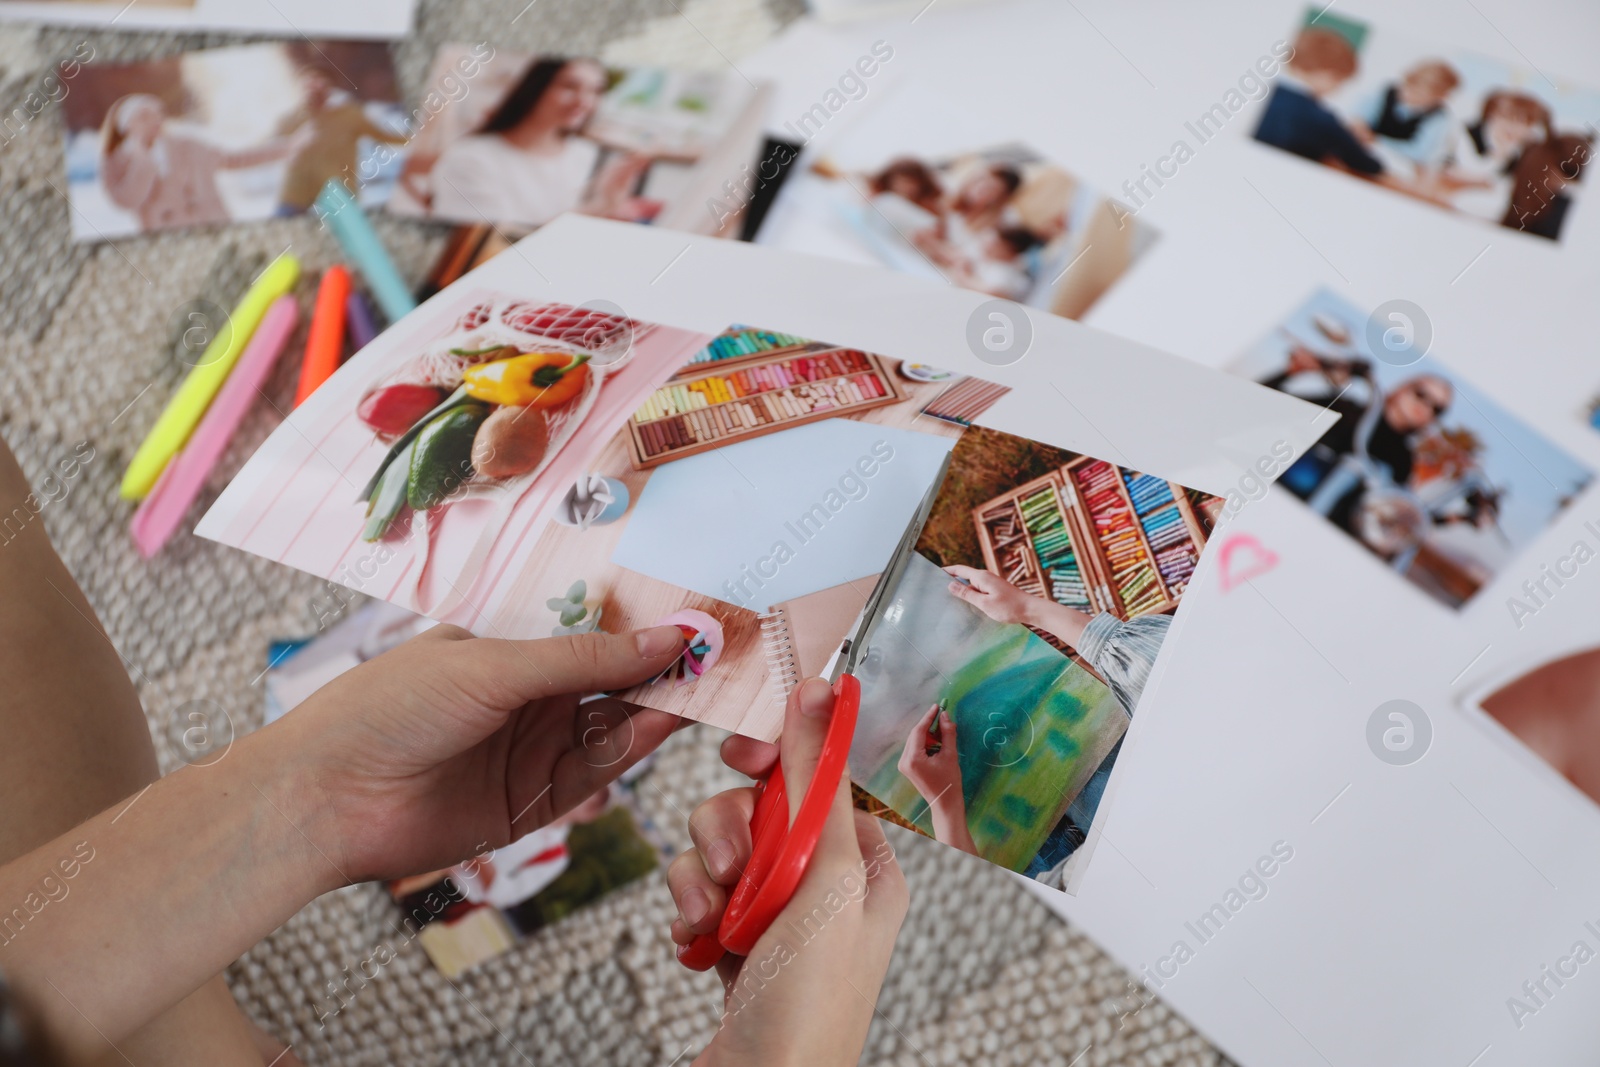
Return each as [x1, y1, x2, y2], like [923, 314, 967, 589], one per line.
[62, 41, 408, 241]
[1253, 10, 1598, 241]
[896, 568, 1170, 887]
[808, 141, 1157, 320]
[391, 46, 764, 232]
[1236, 289, 1593, 609]
[846, 426, 1219, 891]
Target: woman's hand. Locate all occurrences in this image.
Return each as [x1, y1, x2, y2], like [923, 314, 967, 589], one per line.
[585, 151, 655, 219]
[666, 679, 909, 1067]
[897, 704, 979, 856]
[896, 703, 959, 802]
[280, 623, 688, 885]
[945, 563, 1038, 626]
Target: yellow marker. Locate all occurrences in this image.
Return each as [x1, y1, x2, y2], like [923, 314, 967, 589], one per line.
[120, 253, 301, 500]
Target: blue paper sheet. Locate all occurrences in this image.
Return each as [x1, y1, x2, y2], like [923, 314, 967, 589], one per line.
[611, 419, 954, 610]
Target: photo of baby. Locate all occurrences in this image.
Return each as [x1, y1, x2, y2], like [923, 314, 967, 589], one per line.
[61, 41, 408, 241]
[388, 45, 768, 234]
[1235, 289, 1593, 609]
[806, 143, 1157, 320]
[847, 425, 1220, 891]
[1254, 8, 1599, 241]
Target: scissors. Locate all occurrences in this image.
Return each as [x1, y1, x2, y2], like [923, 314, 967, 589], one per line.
[675, 455, 948, 971]
[675, 619, 868, 970]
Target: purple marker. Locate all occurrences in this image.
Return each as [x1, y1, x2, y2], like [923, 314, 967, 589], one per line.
[345, 289, 378, 356]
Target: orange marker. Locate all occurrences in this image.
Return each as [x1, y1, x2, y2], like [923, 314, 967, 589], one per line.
[293, 265, 351, 408]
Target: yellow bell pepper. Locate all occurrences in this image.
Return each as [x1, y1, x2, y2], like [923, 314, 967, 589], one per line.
[460, 351, 591, 409]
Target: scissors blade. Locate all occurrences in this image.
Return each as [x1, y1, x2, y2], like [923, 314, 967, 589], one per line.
[835, 449, 955, 679]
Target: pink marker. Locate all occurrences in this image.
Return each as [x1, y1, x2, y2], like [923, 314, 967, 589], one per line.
[130, 295, 299, 558]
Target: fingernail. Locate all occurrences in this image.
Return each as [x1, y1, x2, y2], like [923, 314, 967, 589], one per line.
[680, 886, 710, 927]
[636, 625, 684, 657]
[706, 837, 735, 880]
[799, 678, 833, 719]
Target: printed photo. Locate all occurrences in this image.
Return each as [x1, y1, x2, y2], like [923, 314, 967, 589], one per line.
[1472, 648, 1600, 811]
[61, 41, 408, 241]
[1235, 289, 1593, 608]
[805, 143, 1157, 319]
[202, 291, 1013, 741]
[388, 45, 768, 234]
[847, 425, 1220, 890]
[386, 780, 664, 978]
[1254, 8, 1598, 241]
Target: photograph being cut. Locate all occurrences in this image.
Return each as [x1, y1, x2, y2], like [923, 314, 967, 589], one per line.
[844, 425, 1221, 892]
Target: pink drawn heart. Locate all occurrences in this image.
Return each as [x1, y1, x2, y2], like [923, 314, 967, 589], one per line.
[1217, 534, 1279, 592]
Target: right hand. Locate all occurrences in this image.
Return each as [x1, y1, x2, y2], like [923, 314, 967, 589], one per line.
[896, 703, 962, 803]
[667, 678, 909, 1066]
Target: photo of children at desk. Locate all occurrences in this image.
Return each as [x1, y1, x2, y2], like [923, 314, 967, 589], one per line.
[1253, 8, 1599, 241]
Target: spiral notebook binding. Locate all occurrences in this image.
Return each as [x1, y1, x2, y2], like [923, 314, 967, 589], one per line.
[757, 607, 799, 704]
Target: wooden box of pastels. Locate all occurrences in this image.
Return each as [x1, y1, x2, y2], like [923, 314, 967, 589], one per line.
[972, 458, 1213, 621]
[623, 328, 904, 469]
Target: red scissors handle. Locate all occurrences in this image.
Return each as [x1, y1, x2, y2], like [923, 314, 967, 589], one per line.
[678, 673, 860, 970]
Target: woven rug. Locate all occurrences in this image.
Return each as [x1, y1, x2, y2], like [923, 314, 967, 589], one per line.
[0, 0, 1234, 1062]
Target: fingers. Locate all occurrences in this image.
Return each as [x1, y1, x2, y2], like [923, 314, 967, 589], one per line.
[471, 626, 687, 709]
[667, 786, 756, 938]
[943, 563, 985, 583]
[720, 733, 779, 780]
[667, 851, 726, 939]
[535, 700, 683, 828]
[944, 564, 1001, 594]
[687, 787, 757, 887]
[898, 704, 939, 769]
[778, 678, 838, 826]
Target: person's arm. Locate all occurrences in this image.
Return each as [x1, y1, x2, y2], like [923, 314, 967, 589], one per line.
[666, 679, 910, 1066]
[100, 146, 159, 211]
[0, 623, 688, 1062]
[356, 109, 410, 147]
[944, 564, 1090, 647]
[1315, 109, 1386, 176]
[218, 134, 302, 170]
[896, 703, 978, 855]
[580, 151, 653, 220]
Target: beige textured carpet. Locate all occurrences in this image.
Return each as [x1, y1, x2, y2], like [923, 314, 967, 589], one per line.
[0, 0, 1235, 1062]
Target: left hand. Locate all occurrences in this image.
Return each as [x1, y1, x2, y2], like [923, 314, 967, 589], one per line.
[945, 564, 1037, 626]
[278, 623, 688, 884]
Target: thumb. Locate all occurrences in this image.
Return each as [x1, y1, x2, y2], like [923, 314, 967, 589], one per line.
[779, 678, 838, 825]
[469, 626, 687, 708]
[779, 677, 859, 867]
